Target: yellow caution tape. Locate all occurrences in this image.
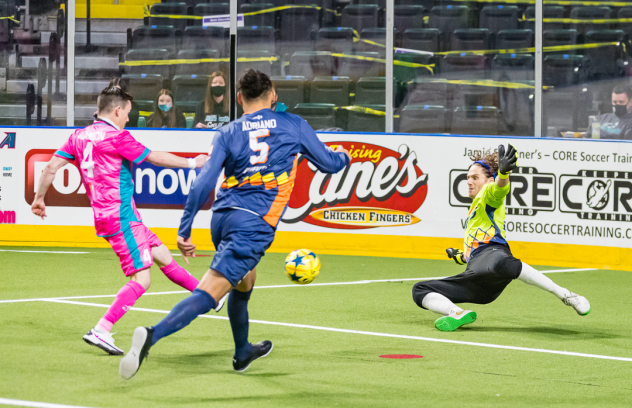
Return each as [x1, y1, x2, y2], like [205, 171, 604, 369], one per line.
[0, 15, 19, 23]
[335, 105, 401, 119]
[143, 4, 341, 21]
[522, 17, 632, 24]
[119, 56, 278, 67]
[435, 41, 620, 56]
[140, 111, 152, 116]
[331, 52, 435, 74]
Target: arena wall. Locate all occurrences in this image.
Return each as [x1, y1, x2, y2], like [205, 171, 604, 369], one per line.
[1, 127, 631, 270]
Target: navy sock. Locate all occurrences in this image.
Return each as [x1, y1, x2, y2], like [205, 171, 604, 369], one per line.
[227, 288, 253, 360]
[152, 289, 216, 345]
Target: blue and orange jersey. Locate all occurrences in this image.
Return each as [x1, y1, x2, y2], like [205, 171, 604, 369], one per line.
[178, 108, 350, 238]
[463, 181, 510, 260]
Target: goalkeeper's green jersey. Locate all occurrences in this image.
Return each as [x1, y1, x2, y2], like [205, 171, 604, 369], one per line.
[463, 181, 511, 261]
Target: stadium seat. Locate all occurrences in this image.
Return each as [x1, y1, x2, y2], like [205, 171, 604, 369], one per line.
[441, 54, 486, 79]
[524, 6, 564, 31]
[131, 26, 177, 57]
[428, 6, 470, 51]
[543, 86, 592, 132]
[182, 26, 229, 56]
[175, 49, 221, 76]
[346, 104, 385, 132]
[453, 82, 498, 110]
[498, 85, 534, 136]
[584, 30, 626, 79]
[405, 78, 451, 108]
[398, 104, 446, 133]
[451, 106, 499, 135]
[341, 4, 379, 34]
[543, 30, 578, 55]
[496, 30, 533, 50]
[0, 2, 10, 49]
[194, 3, 229, 26]
[492, 54, 534, 82]
[617, 7, 632, 39]
[122, 74, 164, 112]
[394, 5, 426, 34]
[570, 6, 612, 38]
[355, 77, 385, 105]
[393, 52, 435, 83]
[293, 103, 337, 130]
[450, 29, 491, 51]
[543, 55, 587, 87]
[238, 50, 277, 77]
[336, 52, 381, 80]
[172, 75, 210, 113]
[479, 5, 519, 43]
[161, 0, 197, 7]
[149, 3, 188, 32]
[357, 28, 396, 57]
[289, 51, 334, 80]
[316, 28, 356, 55]
[237, 26, 276, 54]
[241, 3, 275, 27]
[309, 76, 351, 106]
[278, 6, 319, 56]
[124, 49, 171, 79]
[271, 76, 306, 113]
[402, 28, 440, 53]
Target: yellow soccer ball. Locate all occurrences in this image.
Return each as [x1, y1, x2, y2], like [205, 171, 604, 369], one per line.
[284, 249, 321, 285]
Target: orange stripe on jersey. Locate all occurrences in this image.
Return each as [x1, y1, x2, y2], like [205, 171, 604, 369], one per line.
[265, 179, 278, 190]
[238, 176, 249, 187]
[263, 155, 298, 227]
[250, 172, 263, 186]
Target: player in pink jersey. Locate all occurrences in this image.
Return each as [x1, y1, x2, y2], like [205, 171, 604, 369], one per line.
[31, 87, 218, 355]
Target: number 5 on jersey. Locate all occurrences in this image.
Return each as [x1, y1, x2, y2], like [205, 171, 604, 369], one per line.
[249, 129, 270, 165]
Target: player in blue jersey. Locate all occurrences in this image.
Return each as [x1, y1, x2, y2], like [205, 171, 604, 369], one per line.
[120, 69, 351, 379]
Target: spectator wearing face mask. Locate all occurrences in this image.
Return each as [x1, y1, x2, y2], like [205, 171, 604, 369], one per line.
[147, 89, 187, 129]
[194, 71, 230, 129]
[588, 84, 632, 140]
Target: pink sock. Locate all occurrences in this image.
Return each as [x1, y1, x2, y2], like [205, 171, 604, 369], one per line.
[97, 280, 146, 332]
[161, 260, 199, 292]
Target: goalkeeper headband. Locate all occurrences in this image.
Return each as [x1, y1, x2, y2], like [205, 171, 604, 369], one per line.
[473, 160, 497, 178]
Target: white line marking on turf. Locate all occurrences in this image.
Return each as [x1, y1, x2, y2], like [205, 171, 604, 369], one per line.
[0, 268, 598, 304]
[41, 298, 632, 363]
[0, 250, 90, 254]
[0, 397, 98, 408]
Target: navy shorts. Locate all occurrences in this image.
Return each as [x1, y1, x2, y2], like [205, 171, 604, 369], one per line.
[210, 209, 276, 286]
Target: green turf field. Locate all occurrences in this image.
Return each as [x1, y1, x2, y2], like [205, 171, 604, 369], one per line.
[1, 246, 631, 408]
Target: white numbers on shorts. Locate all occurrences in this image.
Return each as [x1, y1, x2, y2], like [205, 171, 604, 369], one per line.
[249, 129, 270, 165]
[143, 249, 151, 264]
[81, 142, 95, 178]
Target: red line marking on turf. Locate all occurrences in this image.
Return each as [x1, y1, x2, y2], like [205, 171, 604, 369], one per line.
[380, 354, 423, 359]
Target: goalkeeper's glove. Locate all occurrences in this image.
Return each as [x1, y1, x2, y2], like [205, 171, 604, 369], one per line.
[446, 248, 466, 265]
[498, 144, 518, 178]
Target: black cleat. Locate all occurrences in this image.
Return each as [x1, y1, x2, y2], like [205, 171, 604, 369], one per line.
[232, 340, 273, 372]
[119, 326, 153, 380]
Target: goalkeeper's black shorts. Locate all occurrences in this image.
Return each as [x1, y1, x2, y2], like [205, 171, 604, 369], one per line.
[412, 244, 523, 308]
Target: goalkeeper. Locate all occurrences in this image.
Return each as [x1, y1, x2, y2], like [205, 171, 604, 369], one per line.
[412, 144, 590, 331]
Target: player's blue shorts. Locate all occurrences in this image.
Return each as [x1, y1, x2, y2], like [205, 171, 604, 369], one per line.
[210, 208, 276, 286]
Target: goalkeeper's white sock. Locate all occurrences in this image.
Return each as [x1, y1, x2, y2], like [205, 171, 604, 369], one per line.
[517, 262, 570, 300]
[422, 292, 463, 316]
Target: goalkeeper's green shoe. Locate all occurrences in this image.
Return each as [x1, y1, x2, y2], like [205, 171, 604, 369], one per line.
[434, 310, 477, 332]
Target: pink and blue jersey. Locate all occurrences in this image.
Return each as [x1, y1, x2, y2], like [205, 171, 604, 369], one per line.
[54, 121, 151, 237]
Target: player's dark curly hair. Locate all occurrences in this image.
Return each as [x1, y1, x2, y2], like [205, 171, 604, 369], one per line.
[238, 69, 272, 101]
[469, 151, 499, 179]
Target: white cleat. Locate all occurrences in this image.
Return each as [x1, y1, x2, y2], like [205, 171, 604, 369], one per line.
[83, 328, 124, 355]
[214, 293, 228, 313]
[563, 292, 591, 316]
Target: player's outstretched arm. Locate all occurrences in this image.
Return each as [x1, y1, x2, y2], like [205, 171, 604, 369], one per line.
[298, 120, 351, 173]
[496, 144, 518, 189]
[146, 151, 208, 169]
[32, 156, 69, 219]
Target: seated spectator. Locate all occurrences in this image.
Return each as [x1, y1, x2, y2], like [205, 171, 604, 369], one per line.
[108, 77, 140, 128]
[589, 85, 632, 140]
[194, 71, 230, 129]
[147, 89, 187, 129]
